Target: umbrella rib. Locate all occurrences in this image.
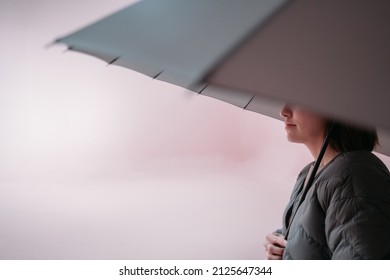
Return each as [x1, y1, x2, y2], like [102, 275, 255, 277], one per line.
[198, 84, 209, 95]
[107, 56, 121, 66]
[243, 95, 255, 110]
[153, 70, 164, 79]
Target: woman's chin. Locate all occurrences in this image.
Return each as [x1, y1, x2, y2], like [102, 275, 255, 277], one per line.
[286, 134, 300, 143]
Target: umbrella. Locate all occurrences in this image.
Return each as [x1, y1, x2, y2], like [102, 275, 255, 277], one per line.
[54, 0, 390, 156]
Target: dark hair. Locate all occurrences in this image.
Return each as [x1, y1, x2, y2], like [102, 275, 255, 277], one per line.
[325, 121, 378, 152]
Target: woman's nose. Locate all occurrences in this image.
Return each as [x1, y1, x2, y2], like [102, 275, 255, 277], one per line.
[280, 105, 292, 119]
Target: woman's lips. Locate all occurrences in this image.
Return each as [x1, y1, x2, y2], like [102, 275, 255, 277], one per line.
[284, 123, 296, 129]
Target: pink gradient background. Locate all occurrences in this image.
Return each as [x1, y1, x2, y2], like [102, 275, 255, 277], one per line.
[1, 0, 389, 259]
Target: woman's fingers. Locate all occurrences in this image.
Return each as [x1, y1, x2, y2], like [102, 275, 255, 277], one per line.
[264, 232, 287, 260]
[267, 243, 285, 256]
[266, 233, 287, 248]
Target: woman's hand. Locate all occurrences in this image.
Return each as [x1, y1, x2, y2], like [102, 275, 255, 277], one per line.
[263, 232, 287, 260]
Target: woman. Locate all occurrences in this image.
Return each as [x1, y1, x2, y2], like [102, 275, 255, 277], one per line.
[264, 105, 390, 260]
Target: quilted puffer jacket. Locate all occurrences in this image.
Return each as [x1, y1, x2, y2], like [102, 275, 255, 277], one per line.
[279, 150, 390, 259]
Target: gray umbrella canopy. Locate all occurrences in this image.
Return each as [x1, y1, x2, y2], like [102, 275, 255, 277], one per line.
[55, 0, 390, 156]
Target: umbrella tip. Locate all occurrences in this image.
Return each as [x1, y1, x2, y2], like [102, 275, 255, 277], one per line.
[44, 37, 66, 49]
[43, 42, 54, 49]
[61, 46, 73, 53]
[44, 38, 63, 49]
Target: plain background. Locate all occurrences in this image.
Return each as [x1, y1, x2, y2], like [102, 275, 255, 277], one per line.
[1, 0, 389, 259]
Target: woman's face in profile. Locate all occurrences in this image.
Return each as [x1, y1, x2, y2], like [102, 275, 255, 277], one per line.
[280, 105, 327, 146]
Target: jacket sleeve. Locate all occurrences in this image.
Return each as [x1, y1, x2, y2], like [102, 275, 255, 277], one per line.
[274, 229, 283, 235]
[324, 183, 390, 259]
